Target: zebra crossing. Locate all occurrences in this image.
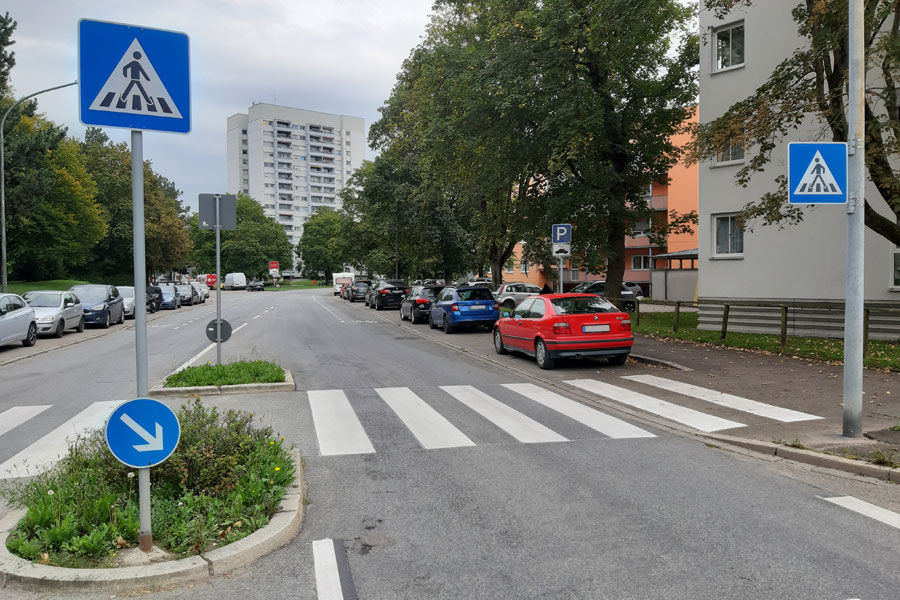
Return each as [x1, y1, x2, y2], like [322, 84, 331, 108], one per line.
[0, 375, 825, 477]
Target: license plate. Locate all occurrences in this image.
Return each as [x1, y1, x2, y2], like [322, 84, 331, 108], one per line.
[392, 290, 401, 294]
[471, 304, 485, 310]
[582, 324, 610, 333]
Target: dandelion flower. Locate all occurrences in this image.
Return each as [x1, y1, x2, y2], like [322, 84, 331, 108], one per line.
[269, 441, 274, 445]
[127, 472, 135, 479]
[47, 489, 55, 496]
[177, 501, 183, 507]
[274, 467, 280, 472]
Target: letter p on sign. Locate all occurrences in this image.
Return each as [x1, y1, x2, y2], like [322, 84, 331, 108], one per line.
[552, 224, 572, 244]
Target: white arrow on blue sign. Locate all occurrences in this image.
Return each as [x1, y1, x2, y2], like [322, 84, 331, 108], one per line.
[106, 398, 180, 468]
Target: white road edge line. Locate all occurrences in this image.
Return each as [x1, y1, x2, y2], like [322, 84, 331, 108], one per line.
[825, 496, 900, 531]
[171, 322, 249, 374]
[312, 538, 345, 600]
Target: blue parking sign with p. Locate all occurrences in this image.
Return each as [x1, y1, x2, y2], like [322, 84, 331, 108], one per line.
[552, 224, 572, 244]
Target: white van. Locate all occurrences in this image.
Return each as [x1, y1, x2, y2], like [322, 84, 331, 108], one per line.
[332, 272, 354, 295]
[224, 272, 247, 290]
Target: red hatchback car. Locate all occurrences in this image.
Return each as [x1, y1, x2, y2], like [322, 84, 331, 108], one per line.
[492, 293, 633, 369]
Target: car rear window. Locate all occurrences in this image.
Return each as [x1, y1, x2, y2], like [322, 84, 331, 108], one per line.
[457, 288, 494, 301]
[385, 280, 408, 288]
[550, 296, 618, 314]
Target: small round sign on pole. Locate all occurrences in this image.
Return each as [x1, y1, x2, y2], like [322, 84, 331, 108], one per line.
[206, 318, 232, 343]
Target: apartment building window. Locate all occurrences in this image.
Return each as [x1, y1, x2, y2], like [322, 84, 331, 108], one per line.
[264, 141, 274, 148]
[346, 160, 351, 166]
[241, 129, 247, 134]
[715, 139, 744, 164]
[242, 149, 247, 155]
[264, 131, 274, 138]
[264, 162, 274, 168]
[714, 214, 744, 256]
[264, 204, 275, 209]
[893, 244, 900, 288]
[632, 255, 652, 270]
[264, 183, 275, 189]
[715, 22, 744, 71]
[520, 259, 528, 274]
[265, 193, 275, 200]
[345, 130, 350, 136]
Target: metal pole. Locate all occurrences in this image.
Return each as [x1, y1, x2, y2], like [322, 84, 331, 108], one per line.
[843, 0, 865, 437]
[558, 256, 563, 294]
[215, 195, 222, 365]
[131, 130, 152, 553]
[0, 81, 78, 292]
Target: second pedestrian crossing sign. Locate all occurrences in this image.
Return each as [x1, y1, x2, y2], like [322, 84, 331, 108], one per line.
[79, 19, 190, 133]
[788, 142, 847, 204]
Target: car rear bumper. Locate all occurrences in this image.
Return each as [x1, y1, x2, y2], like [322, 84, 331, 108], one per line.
[375, 296, 404, 307]
[544, 337, 634, 358]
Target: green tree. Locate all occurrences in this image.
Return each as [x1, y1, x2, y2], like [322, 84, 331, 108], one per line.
[695, 0, 900, 246]
[296, 207, 347, 278]
[10, 138, 106, 279]
[189, 194, 292, 279]
[0, 11, 16, 96]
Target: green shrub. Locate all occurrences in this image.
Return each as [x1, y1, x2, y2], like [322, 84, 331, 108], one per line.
[0, 400, 293, 567]
[164, 361, 285, 388]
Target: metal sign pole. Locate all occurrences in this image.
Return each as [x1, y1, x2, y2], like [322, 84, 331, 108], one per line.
[843, 0, 865, 437]
[131, 130, 152, 552]
[215, 194, 222, 365]
[558, 256, 563, 294]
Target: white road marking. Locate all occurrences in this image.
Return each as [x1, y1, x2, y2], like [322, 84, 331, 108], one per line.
[308, 390, 375, 456]
[0, 401, 121, 479]
[312, 539, 345, 600]
[503, 383, 655, 439]
[825, 496, 900, 531]
[254, 315, 261, 319]
[376, 387, 475, 449]
[174, 326, 180, 330]
[170, 323, 249, 374]
[622, 375, 822, 422]
[565, 379, 745, 433]
[233, 323, 248, 333]
[0, 405, 52, 438]
[440, 385, 567, 444]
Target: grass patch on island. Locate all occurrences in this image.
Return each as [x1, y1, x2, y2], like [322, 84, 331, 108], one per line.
[7, 279, 89, 296]
[165, 360, 285, 388]
[634, 311, 900, 371]
[1, 400, 293, 567]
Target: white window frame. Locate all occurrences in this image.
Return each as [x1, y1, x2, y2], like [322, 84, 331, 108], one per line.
[631, 255, 651, 270]
[712, 213, 744, 259]
[714, 139, 745, 166]
[713, 21, 745, 73]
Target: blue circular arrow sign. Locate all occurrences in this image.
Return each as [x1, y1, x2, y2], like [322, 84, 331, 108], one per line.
[105, 398, 180, 468]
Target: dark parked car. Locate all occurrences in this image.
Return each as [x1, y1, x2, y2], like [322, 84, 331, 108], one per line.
[400, 285, 443, 324]
[158, 284, 181, 309]
[146, 285, 162, 313]
[69, 284, 125, 328]
[175, 283, 199, 305]
[428, 286, 498, 333]
[248, 279, 265, 292]
[347, 280, 371, 302]
[366, 279, 409, 310]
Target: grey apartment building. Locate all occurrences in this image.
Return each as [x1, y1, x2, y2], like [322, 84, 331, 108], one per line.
[699, 3, 900, 338]
[226, 104, 365, 270]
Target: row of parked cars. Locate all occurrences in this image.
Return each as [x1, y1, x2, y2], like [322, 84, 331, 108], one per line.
[0, 281, 211, 349]
[336, 278, 634, 369]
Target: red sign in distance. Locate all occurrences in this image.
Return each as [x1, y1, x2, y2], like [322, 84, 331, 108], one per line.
[206, 274, 217, 286]
[269, 261, 279, 271]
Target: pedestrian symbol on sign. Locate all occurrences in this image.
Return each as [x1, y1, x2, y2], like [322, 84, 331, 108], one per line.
[89, 38, 182, 118]
[793, 150, 842, 195]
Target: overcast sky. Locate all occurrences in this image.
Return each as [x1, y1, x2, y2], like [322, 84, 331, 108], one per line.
[4, 1, 434, 212]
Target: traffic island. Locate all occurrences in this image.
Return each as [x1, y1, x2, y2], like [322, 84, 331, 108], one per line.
[0, 400, 304, 592]
[150, 360, 296, 397]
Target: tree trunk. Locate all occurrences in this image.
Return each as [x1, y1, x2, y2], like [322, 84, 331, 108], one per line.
[605, 216, 627, 308]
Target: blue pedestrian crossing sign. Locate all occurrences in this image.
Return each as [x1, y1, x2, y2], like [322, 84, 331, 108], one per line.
[105, 399, 180, 468]
[552, 224, 572, 244]
[79, 19, 190, 133]
[788, 142, 847, 204]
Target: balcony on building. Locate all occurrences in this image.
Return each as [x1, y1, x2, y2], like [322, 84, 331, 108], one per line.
[276, 131, 292, 139]
[278, 162, 292, 170]
[276, 121, 291, 129]
[278, 173, 293, 181]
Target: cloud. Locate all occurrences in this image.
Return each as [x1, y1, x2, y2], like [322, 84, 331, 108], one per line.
[4, 0, 432, 210]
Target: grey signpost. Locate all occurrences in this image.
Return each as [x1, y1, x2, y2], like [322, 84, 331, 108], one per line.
[199, 194, 237, 364]
[79, 19, 191, 551]
[551, 224, 572, 293]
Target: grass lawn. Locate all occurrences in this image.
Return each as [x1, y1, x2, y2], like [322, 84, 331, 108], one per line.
[6, 279, 89, 296]
[165, 360, 285, 387]
[264, 279, 327, 291]
[634, 311, 900, 371]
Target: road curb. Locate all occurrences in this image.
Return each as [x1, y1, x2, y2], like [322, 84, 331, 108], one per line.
[0, 448, 304, 593]
[628, 353, 693, 372]
[148, 370, 296, 397]
[337, 298, 899, 485]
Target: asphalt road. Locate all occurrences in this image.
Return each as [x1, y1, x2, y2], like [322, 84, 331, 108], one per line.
[2, 289, 899, 599]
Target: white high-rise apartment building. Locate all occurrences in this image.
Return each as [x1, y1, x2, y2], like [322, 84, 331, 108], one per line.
[226, 103, 365, 270]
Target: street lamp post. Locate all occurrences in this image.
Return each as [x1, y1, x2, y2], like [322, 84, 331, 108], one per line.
[1, 80, 78, 292]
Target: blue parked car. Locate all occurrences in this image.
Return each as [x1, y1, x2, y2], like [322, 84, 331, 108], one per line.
[158, 284, 181, 309]
[69, 284, 125, 329]
[428, 286, 498, 334]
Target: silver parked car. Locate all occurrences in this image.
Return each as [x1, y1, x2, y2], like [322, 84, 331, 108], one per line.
[23, 291, 85, 337]
[494, 282, 542, 310]
[118, 286, 137, 318]
[190, 282, 208, 303]
[0, 293, 37, 347]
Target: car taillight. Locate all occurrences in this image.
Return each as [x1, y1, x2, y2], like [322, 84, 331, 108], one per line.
[553, 322, 572, 335]
[621, 319, 631, 331]
[380, 289, 390, 295]
[451, 303, 460, 312]
[405, 288, 410, 294]
[415, 298, 429, 305]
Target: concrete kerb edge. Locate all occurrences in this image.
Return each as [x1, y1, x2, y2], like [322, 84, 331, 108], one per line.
[346, 299, 900, 485]
[149, 369, 296, 397]
[0, 448, 304, 592]
[628, 353, 693, 372]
